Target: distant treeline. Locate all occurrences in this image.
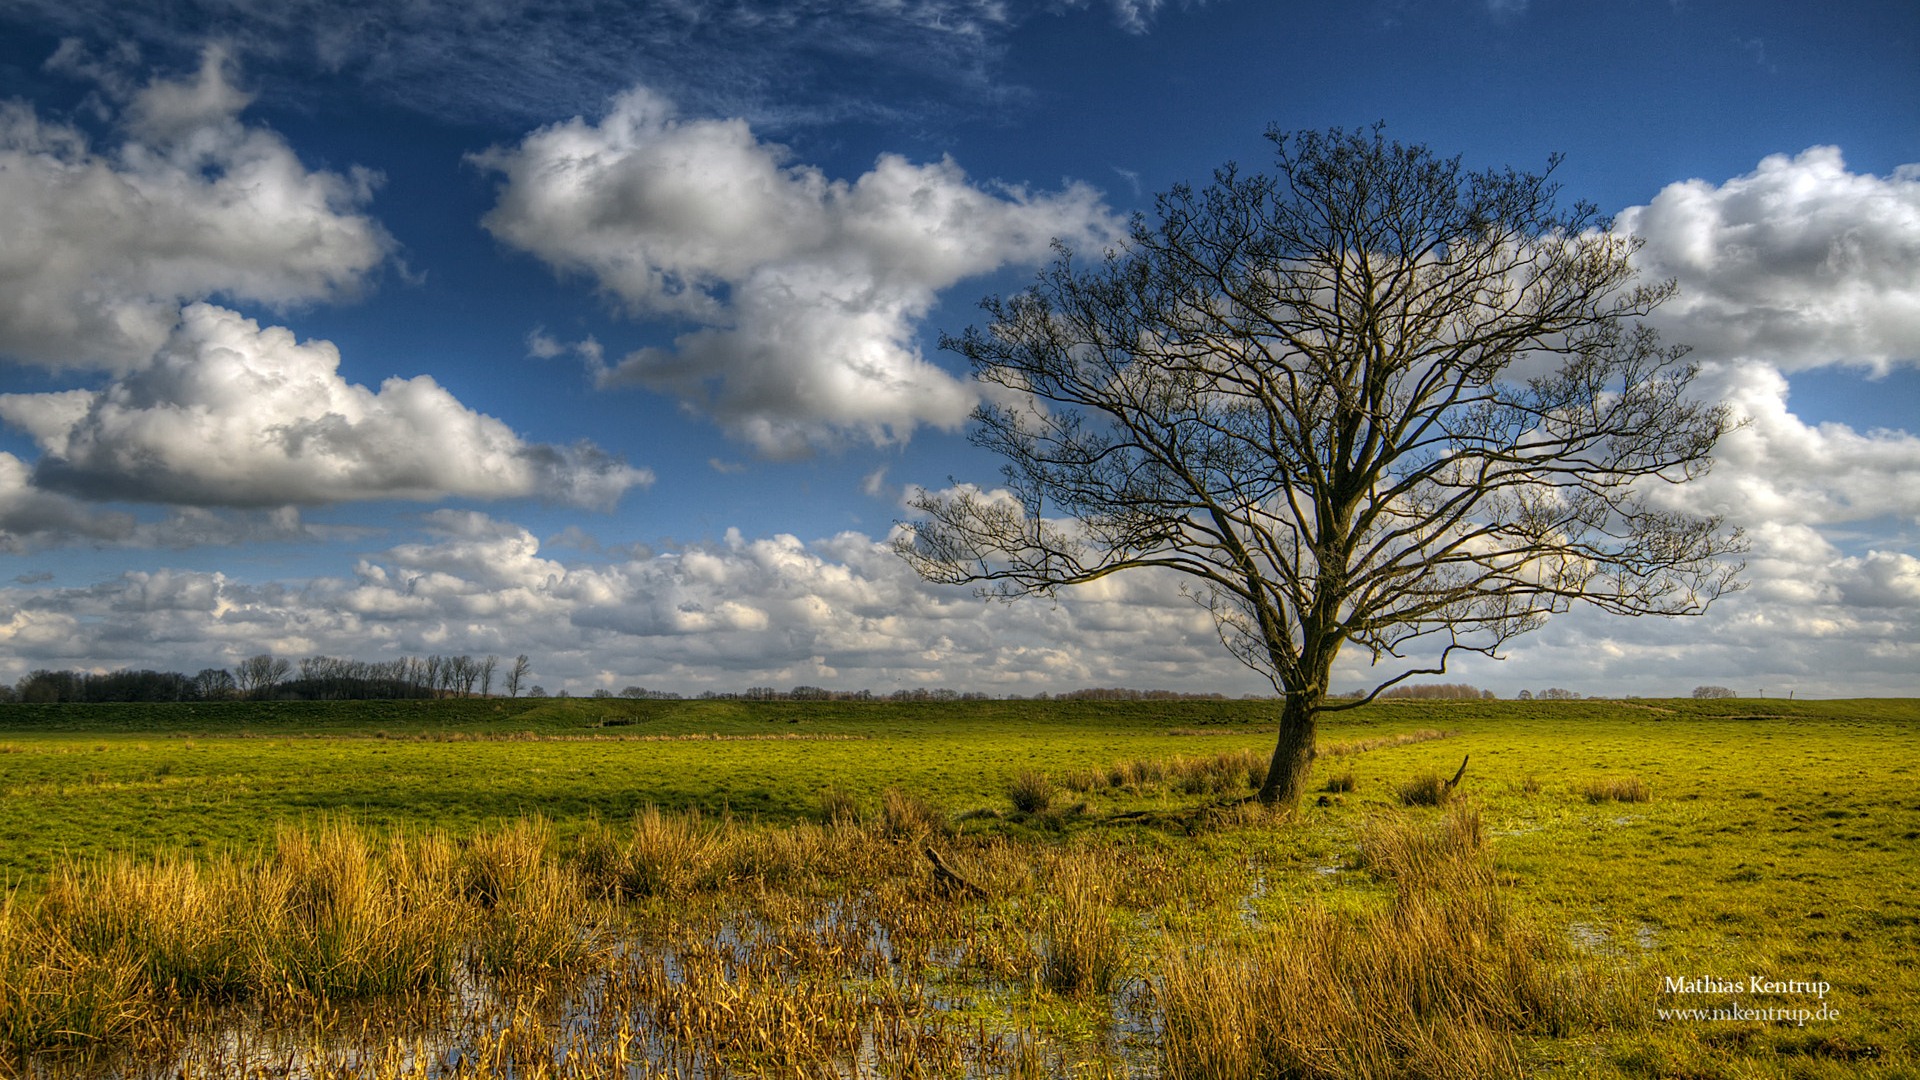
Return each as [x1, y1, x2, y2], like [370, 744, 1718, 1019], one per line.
[2, 664, 1260, 705]
[1335, 683, 1498, 701]
[3, 653, 535, 704]
[687, 686, 1233, 703]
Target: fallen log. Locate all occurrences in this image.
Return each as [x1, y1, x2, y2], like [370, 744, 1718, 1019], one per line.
[924, 846, 989, 899]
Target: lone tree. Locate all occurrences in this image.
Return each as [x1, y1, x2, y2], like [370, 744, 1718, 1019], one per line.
[897, 127, 1743, 807]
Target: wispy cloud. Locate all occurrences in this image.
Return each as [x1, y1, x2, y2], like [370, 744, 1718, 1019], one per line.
[8, 1, 1212, 127]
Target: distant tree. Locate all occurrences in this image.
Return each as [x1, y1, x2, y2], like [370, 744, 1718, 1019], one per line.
[620, 685, 647, 699]
[479, 655, 498, 697]
[898, 126, 1742, 805]
[1692, 685, 1736, 699]
[1538, 687, 1580, 701]
[1379, 682, 1486, 700]
[235, 654, 291, 699]
[17, 670, 81, 702]
[591, 688, 612, 699]
[506, 655, 531, 698]
[528, 685, 548, 698]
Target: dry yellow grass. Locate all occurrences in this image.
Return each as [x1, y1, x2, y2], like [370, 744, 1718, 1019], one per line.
[1154, 802, 1637, 1080]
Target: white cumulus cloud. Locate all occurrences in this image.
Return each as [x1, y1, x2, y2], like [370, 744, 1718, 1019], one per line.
[476, 87, 1120, 456]
[1619, 147, 1920, 371]
[1650, 361, 1920, 527]
[0, 304, 653, 509]
[0, 46, 391, 372]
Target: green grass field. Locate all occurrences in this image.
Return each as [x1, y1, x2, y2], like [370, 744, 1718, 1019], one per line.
[1, 696, 1915, 1078]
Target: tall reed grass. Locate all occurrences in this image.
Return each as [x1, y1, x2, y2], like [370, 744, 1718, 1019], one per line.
[1153, 802, 1635, 1080]
[3, 800, 1641, 1078]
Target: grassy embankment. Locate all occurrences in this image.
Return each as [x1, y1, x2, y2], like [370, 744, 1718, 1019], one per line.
[0, 696, 1914, 1078]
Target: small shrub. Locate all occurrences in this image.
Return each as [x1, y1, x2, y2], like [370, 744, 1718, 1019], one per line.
[1581, 777, 1651, 804]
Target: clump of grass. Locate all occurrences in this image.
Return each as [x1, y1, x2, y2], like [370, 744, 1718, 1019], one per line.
[1518, 774, 1542, 796]
[881, 787, 952, 839]
[1007, 769, 1055, 814]
[1323, 771, 1357, 793]
[1397, 771, 1452, 807]
[1581, 777, 1651, 803]
[459, 816, 551, 908]
[1071, 748, 1265, 796]
[1108, 756, 1166, 789]
[1059, 768, 1104, 793]
[0, 897, 149, 1054]
[471, 857, 595, 978]
[1174, 748, 1267, 794]
[573, 807, 732, 900]
[1357, 802, 1487, 889]
[1035, 856, 1125, 997]
[817, 785, 861, 825]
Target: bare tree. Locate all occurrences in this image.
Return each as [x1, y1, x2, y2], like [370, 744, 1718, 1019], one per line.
[234, 653, 291, 700]
[479, 655, 498, 697]
[192, 667, 236, 700]
[506, 654, 531, 698]
[898, 127, 1743, 806]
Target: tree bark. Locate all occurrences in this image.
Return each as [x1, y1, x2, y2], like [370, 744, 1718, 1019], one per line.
[1256, 692, 1319, 806]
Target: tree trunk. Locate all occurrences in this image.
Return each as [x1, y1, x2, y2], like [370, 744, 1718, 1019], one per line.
[1256, 692, 1318, 806]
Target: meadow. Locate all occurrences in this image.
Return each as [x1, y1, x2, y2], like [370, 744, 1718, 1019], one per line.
[0, 696, 1914, 1078]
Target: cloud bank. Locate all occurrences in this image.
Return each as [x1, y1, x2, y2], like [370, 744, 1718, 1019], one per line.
[0, 513, 1229, 694]
[2, 501, 1912, 697]
[0, 305, 652, 509]
[0, 47, 390, 372]
[478, 87, 1119, 455]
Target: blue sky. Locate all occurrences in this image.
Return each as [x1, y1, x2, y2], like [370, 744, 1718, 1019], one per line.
[0, 0, 1915, 697]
